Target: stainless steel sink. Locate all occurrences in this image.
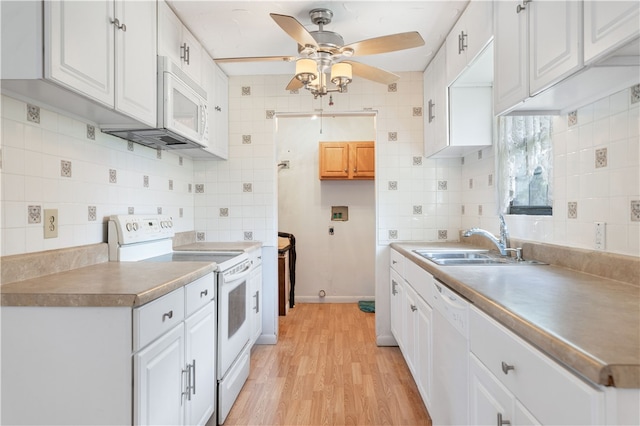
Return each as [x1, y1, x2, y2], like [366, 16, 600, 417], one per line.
[413, 249, 546, 266]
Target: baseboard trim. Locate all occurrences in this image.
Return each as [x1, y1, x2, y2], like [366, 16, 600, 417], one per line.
[294, 296, 374, 304]
[376, 334, 399, 347]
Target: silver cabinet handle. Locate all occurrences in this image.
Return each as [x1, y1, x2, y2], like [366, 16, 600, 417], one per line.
[215, 106, 222, 112]
[458, 31, 467, 54]
[182, 364, 191, 402]
[501, 361, 515, 374]
[200, 289, 208, 298]
[191, 359, 196, 396]
[254, 290, 260, 313]
[428, 99, 435, 123]
[392, 280, 398, 295]
[162, 310, 173, 321]
[110, 18, 126, 31]
[497, 412, 511, 426]
[410, 304, 417, 312]
[180, 43, 190, 64]
[516, 0, 531, 13]
[392, 260, 397, 265]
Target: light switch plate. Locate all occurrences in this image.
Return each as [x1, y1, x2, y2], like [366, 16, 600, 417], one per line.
[44, 209, 58, 239]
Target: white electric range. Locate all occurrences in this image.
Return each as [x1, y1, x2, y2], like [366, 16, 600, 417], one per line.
[108, 214, 252, 425]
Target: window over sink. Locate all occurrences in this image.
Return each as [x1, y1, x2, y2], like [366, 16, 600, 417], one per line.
[497, 116, 553, 216]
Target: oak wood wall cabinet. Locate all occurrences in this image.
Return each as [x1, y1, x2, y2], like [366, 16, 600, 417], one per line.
[319, 141, 375, 180]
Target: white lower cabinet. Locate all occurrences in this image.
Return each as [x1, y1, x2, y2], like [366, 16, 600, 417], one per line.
[469, 306, 605, 425]
[134, 277, 216, 426]
[389, 249, 433, 410]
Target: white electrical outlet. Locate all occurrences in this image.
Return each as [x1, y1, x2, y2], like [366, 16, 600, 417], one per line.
[594, 222, 605, 250]
[44, 209, 58, 239]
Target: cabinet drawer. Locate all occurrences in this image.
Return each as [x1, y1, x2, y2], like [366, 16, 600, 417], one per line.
[185, 273, 215, 316]
[390, 249, 405, 276]
[404, 259, 435, 306]
[134, 287, 185, 351]
[469, 306, 604, 425]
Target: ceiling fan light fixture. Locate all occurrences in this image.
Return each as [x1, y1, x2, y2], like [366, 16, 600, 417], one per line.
[295, 58, 317, 83]
[330, 63, 352, 87]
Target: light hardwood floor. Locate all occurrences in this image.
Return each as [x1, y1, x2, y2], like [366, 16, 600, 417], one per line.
[225, 303, 432, 426]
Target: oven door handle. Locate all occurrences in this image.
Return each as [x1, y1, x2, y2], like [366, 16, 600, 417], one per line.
[223, 262, 251, 282]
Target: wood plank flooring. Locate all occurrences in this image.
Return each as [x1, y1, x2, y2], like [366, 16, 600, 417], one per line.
[225, 303, 432, 426]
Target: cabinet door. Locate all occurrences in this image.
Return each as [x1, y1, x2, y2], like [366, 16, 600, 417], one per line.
[115, 0, 157, 126]
[469, 354, 515, 426]
[213, 63, 229, 158]
[416, 295, 432, 408]
[134, 324, 185, 425]
[389, 269, 404, 350]
[584, 1, 640, 64]
[181, 27, 203, 85]
[185, 303, 216, 426]
[529, 1, 582, 95]
[319, 142, 349, 179]
[157, 0, 182, 66]
[249, 264, 263, 345]
[445, 15, 468, 85]
[403, 284, 418, 377]
[493, 0, 528, 115]
[423, 48, 447, 157]
[350, 142, 375, 179]
[46, 1, 114, 107]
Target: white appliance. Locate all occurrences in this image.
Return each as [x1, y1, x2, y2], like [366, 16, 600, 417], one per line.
[103, 56, 209, 152]
[108, 215, 252, 425]
[431, 279, 470, 425]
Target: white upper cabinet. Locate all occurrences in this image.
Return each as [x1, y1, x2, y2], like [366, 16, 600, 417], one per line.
[495, 0, 639, 115]
[200, 54, 229, 160]
[584, 1, 640, 64]
[529, 1, 583, 96]
[114, 0, 158, 126]
[48, 0, 157, 126]
[423, 47, 447, 158]
[445, 0, 494, 86]
[158, 0, 203, 86]
[495, 0, 583, 113]
[47, 1, 115, 107]
[2, 0, 157, 127]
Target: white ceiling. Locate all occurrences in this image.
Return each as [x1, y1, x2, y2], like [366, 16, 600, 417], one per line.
[167, 1, 470, 77]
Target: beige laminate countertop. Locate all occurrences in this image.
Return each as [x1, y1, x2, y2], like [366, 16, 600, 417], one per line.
[1, 262, 216, 307]
[391, 242, 640, 389]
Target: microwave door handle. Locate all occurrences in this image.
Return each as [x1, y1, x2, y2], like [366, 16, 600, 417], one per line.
[202, 103, 209, 139]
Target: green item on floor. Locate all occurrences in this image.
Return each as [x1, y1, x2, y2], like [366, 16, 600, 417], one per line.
[358, 300, 375, 313]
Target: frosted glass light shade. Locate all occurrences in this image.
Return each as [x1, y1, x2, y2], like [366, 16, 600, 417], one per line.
[330, 63, 352, 85]
[295, 59, 317, 82]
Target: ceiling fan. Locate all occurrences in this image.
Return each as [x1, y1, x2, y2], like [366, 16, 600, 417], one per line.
[214, 8, 425, 97]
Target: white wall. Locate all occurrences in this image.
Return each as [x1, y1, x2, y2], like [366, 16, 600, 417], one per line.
[277, 115, 376, 302]
[0, 95, 195, 256]
[461, 86, 640, 256]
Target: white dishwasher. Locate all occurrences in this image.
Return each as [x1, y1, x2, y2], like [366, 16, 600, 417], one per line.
[431, 279, 470, 426]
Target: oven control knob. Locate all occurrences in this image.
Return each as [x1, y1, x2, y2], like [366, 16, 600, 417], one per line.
[126, 223, 132, 232]
[160, 221, 166, 228]
[132, 222, 139, 231]
[167, 220, 173, 228]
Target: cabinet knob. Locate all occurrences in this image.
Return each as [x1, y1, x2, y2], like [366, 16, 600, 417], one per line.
[344, 169, 348, 173]
[410, 304, 417, 312]
[501, 361, 515, 374]
[353, 168, 357, 173]
[516, 0, 531, 13]
[497, 412, 511, 426]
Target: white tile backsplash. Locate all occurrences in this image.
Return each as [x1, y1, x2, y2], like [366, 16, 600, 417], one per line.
[0, 95, 195, 256]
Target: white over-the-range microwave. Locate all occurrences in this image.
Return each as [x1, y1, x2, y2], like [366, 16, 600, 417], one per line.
[104, 56, 211, 155]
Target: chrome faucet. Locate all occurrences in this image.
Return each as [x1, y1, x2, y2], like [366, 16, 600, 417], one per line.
[463, 215, 522, 260]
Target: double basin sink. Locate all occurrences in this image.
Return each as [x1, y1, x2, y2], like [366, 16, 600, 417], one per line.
[413, 249, 546, 266]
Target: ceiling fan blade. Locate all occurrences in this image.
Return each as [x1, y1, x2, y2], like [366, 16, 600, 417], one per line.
[344, 61, 399, 85]
[342, 32, 425, 56]
[285, 77, 304, 91]
[270, 13, 318, 48]
[214, 56, 297, 63]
